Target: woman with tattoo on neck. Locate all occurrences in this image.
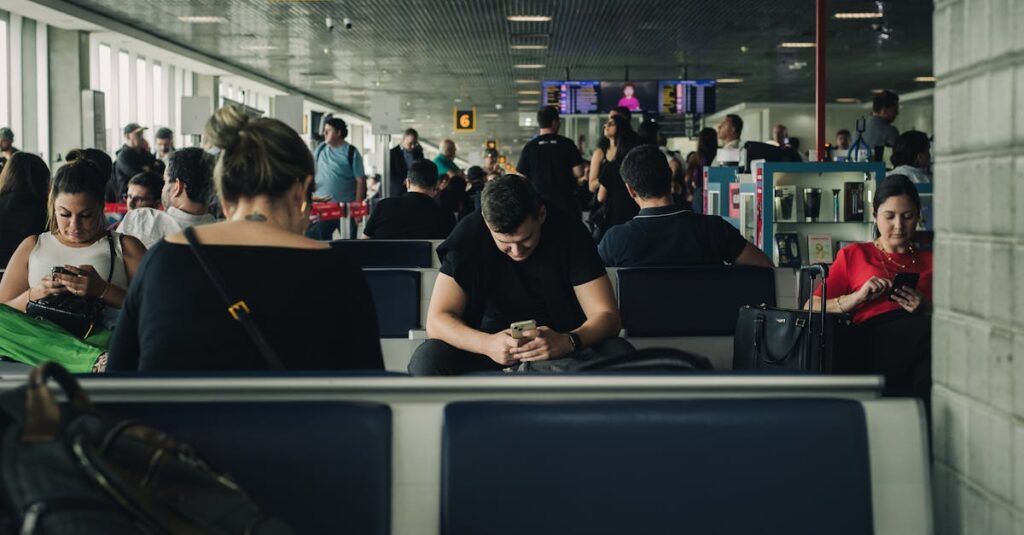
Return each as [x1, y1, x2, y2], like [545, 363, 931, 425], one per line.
[107, 105, 383, 371]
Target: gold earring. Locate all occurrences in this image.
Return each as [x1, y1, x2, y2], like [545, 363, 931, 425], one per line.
[300, 201, 309, 213]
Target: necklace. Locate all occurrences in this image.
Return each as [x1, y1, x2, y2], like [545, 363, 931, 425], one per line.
[874, 239, 916, 273]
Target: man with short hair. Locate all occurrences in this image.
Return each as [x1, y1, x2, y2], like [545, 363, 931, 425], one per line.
[125, 172, 164, 210]
[598, 145, 773, 268]
[407, 175, 629, 376]
[716, 114, 743, 149]
[117, 147, 217, 248]
[362, 159, 455, 240]
[835, 129, 852, 151]
[482, 148, 501, 175]
[862, 90, 900, 149]
[770, 124, 788, 147]
[515, 106, 587, 218]
[115, 123, 157, 199]
[311, 117, 366, 239]
[388, 128, 424, 198]
[0, 128, 18, 172]
[154, 127, 175, 164]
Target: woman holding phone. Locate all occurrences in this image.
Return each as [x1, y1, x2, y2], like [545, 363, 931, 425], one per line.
[805, 174, 932, 401]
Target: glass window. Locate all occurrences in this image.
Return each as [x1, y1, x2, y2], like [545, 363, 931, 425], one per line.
[153, 62, 164, 127]
[136, 57, 148, 128]
[0, 20, 9, 128]
[118, 51, 130, 130]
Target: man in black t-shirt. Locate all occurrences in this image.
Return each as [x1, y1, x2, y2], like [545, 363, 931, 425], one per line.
[598, 145, 773, 268]
[408, 175, 629, 376]
[362, 160, 455, 240]
[515, 106, 586, 218]
[114, 123, 157, 199]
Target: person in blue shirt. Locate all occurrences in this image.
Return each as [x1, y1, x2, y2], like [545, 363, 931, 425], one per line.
[598, 145, 772, 268]
[309, 117, 365, 239]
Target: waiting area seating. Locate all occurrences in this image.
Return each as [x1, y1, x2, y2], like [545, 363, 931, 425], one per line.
[330, 240, 440, 268]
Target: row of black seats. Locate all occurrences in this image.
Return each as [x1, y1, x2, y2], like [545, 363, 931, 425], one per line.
[341, 240, 778, 338]
[101, 396, 906, 534]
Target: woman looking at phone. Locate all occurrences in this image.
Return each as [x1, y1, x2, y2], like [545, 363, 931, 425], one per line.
[0, 153, 147, 372]
[805, 174, 933, 401]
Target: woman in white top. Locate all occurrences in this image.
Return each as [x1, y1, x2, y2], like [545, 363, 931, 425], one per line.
[0, 152, 146, 372]
[887, 130, 932, 184]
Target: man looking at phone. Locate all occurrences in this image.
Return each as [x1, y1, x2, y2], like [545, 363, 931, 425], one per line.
[408, 175, 628, 376]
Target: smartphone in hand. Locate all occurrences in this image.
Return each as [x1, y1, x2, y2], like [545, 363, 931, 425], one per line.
[509, 320, 537, 340]
[888, 272, 920, 300]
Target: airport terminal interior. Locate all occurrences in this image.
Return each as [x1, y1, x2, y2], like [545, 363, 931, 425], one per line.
[0, 0, 1019, 533]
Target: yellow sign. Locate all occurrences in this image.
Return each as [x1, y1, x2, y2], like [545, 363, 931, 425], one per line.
[454, 107, 476, 132]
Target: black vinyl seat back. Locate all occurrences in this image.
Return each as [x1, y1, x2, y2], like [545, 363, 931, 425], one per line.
[617, 266, 776, 336]
[364, 270, 421, 337]
[442, 399, 873, 535]
[329, 240, 433, 268]
[101, 401, 392, 535]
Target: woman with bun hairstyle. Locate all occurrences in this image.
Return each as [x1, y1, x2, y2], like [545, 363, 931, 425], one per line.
[107, 105, 383, 371]
[805, 174, 932, 402]
[0, 152, 147, 372]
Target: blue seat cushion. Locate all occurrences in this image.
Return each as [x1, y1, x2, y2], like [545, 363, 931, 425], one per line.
[364, 270, 420, 337]
[443, 398, 872, 535]
[101, 401, 391, 535]
[330, 240, 433, 268]
[617, 266, 776, 336]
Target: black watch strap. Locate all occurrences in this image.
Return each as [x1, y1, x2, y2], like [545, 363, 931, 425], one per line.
[567, 332, 582, 353]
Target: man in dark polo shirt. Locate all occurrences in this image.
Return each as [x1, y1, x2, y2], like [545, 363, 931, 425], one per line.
[598, 145, 773, 268]
[362, 159, 454, 240]
[408, 175, 629, 376]
[515, 106, 586, 218]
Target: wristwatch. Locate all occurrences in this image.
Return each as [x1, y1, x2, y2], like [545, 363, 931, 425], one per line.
[567, 332, 582, 353]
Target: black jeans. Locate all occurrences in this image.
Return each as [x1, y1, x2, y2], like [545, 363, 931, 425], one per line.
[855, 310, 931, 403]
[408, 337, 636, 376]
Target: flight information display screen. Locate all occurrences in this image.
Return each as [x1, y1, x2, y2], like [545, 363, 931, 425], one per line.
[542, 80, 601, 114]
[659, 80, 717, 115]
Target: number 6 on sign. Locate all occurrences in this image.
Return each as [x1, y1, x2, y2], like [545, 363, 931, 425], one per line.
[454, 107, 476, 132]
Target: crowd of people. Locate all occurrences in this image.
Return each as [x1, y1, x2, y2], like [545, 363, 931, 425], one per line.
[0, 96, 933, 406]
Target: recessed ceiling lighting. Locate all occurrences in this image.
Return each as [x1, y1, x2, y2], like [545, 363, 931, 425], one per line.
[834, 12, 883, 19]
[514, 64, 545, 69]
[178, 16, 228, 23]
[495, 104, 504, 110]
[482, 113, 501, 118]
[511, 45, 548, 50]
[914, 76, 937, 82]
[518, 100, 539, 105]
[515, 79, 539, 84]
[835, 97, 861, 103]
[779, 42, 816, 48]
[716, 78, 744, 84]
[507, 15, 552, 22]
[240, 45, 277, 51]
[312, 79, 346, 86]
[401, 118, 417, 123]
[518, 90, 540, 95]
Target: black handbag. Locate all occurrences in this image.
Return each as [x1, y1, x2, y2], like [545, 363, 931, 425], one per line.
[0, 362, 294, 534]
[515, 346, 712, 373]
[732, 267, 854, 372]
[25, 233, 116, 338]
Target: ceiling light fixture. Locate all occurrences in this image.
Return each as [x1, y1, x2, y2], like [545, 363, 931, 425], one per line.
[517, 90, 540, 95]
[312, 79, 346, 86]
[511, 45, 548, 50]
[507, 15, 552, 22]
[240, 45, 278, 51]
[779, 42, 816, 48]
[515, 79, 540, 84]
[482, 113, 501, 118]
[834, 12, 883, 19]
[835, 97, 861, 103]
[518, 100, 539, 105]
[716, 78, 744, 84]
[914, 76, 937, 82]
[514, 64, 545, 69]
[178, 16, 228, 23]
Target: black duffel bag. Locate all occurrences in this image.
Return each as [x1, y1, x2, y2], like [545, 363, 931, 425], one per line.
[25, 234, 115, 338]
[0, 362, 293, 534]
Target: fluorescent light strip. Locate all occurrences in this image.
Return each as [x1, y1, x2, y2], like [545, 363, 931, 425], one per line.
[507, 15, 552, 22]
[780, 42, 816, 48]
[517, 90, 540, 95]
[835, 98, 861, 103]
[177, 16, 227, 23]
[513, 64, 545, 69]
[914, 76, 937, 82]
[240, 45, 278, 51]
[511, 45, 548, 50]
[716, 78, 744, 84]
[518, 100, 539, 105]
[515, 79, 539, 84]
[834, 12, 883, 19]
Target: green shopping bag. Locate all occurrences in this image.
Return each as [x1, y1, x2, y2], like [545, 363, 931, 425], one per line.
[0, 304, 107, 373]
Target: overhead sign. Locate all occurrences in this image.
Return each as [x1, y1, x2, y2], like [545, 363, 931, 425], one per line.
[454, 107, 476, 132]
[371, 94, 402, 135]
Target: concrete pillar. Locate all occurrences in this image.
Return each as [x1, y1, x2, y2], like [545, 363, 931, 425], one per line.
[47, 28, 89, 165]
[930, 1, 1024, 533]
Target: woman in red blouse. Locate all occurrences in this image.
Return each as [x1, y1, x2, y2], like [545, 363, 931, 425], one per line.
[808, 174, 932, 400]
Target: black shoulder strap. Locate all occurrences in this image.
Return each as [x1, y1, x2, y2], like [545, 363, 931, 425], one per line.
[347, 143, 356, 174]
[182, 227, 286, 370]
[104, 232, 116, 283]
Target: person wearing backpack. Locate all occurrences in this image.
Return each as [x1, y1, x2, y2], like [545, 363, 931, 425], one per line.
[308, 117, 366, 240]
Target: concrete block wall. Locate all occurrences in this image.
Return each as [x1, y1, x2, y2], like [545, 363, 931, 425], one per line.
[932, 0, 1024, 532]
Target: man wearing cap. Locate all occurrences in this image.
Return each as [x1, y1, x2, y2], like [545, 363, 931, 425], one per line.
[154, 127, 175, 165]
[115, 123, 156, 199]
[0, 128, 18, 171]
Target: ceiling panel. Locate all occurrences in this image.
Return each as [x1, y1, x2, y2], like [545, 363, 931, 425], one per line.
[64, 0, 934, 158]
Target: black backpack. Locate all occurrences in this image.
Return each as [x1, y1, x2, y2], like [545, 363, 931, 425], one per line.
[0, 362, 293, 534]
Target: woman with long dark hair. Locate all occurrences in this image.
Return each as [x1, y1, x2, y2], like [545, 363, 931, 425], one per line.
[587, 114, 640, 238]
[685, 127, 718, 212]
[0, 152, 50, 267]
